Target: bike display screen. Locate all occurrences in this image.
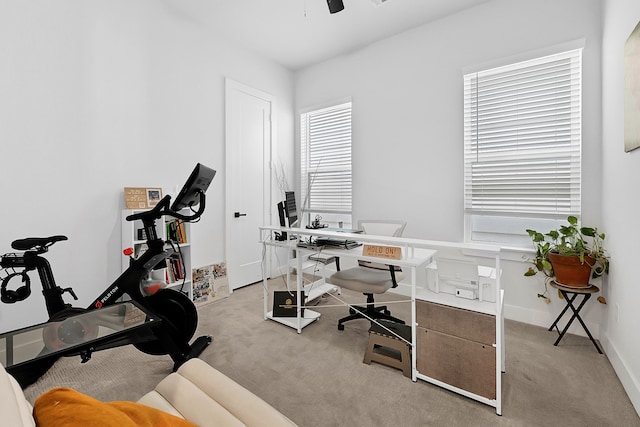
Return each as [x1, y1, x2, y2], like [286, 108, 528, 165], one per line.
[171, 163, 216, 211]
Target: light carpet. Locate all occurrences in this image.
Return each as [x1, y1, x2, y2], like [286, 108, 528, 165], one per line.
[24, 278, 640, 426]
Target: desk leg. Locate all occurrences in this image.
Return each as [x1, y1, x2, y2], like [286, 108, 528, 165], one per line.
[262, 240, 268, 321]
[410, 266, 417, 382]
[296, 249, 303, 334]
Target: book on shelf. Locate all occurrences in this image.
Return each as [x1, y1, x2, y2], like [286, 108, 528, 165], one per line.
[134, 243, 148, 258]
[165, 253, 185, 283]
[166, 220, 188, 244]
[177, 221, 187, 243]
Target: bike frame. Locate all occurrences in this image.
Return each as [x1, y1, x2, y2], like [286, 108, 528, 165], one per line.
[89, 194, 205, 312]
[12, 194, 204, 318]
[1, 192, 209, 369]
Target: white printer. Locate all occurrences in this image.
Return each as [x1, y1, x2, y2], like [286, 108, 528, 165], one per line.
[426, 257, 497, 302]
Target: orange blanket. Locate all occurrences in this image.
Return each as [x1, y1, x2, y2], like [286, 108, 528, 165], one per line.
[33, 387, 197, 427]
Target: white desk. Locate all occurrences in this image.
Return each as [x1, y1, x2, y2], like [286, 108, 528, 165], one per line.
[259, 226, 504, 415]
[259, 226, 436, 333]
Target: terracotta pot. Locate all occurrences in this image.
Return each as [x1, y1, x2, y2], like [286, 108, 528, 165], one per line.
[548, 252, 594, 288]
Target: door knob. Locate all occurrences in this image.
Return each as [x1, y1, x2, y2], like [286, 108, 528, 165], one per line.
[234, 212, 247, 218]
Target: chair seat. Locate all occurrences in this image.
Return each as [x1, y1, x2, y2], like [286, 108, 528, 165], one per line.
[329, 267, 405, 294]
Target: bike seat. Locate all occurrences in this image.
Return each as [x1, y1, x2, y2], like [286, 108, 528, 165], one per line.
[11, 236, 68, 251]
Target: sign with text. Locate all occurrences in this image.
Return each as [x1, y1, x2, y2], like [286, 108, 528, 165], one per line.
[124, 187, 163, 209]
[362, 244, 402, 260]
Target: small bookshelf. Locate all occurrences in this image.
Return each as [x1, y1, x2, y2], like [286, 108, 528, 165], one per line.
[121, 209, 193, 300]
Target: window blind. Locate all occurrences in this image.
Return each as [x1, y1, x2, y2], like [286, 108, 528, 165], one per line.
[300, 102, 352, 214]
[463, 49, 582, 218]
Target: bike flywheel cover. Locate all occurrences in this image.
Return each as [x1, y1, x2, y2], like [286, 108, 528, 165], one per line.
[133, 289, 198, 356]
[43, 308, 98, 352]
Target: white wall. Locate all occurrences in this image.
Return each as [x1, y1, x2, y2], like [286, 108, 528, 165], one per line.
[602, 0, 640, 413]
[0, 0, 294, 331]
[295, 0, 602, 239]
[295, 0, 604, 331]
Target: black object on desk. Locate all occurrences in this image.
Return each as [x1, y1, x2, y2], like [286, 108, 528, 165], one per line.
[548, 281, 602, 354]
[315, 237, 362, 249]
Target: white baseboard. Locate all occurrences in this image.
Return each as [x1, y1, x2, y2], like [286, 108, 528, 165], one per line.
[504, 303, 600, 339]
[599, 333, 640, 415]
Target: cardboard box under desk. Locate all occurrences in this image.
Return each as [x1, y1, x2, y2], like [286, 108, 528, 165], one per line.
[416, 300, 495, 345]
[417, 328, 496, 400]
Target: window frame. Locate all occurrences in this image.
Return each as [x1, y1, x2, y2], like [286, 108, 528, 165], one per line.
[463, 47, 583, 246]
[299, 99, 353, 228]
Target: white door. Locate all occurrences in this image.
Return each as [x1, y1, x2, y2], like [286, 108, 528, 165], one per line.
[225, 79, 274, 291]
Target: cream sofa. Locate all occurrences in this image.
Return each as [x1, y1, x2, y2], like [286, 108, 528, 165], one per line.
[1, 358, 297, 427]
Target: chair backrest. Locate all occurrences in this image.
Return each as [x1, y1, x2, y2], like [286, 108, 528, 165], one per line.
[358, 220, 406, 237]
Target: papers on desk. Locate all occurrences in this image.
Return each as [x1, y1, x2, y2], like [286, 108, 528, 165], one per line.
[307, 253, 337, 265]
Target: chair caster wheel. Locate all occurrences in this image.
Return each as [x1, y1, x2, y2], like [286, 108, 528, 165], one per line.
[338, 324, 344, 331]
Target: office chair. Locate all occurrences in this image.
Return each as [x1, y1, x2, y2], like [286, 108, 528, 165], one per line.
[329, 220, 407, 331]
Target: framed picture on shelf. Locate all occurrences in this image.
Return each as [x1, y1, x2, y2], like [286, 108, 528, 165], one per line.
[146, 188, 163, 207]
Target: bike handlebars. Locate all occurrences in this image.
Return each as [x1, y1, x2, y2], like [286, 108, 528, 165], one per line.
[126, 191, 206, 224]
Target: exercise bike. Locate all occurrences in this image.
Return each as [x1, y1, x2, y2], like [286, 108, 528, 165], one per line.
[0, 163, 216, 386]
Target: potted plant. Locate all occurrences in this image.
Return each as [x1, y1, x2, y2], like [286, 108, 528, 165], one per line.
[524, 216, 609, 299]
